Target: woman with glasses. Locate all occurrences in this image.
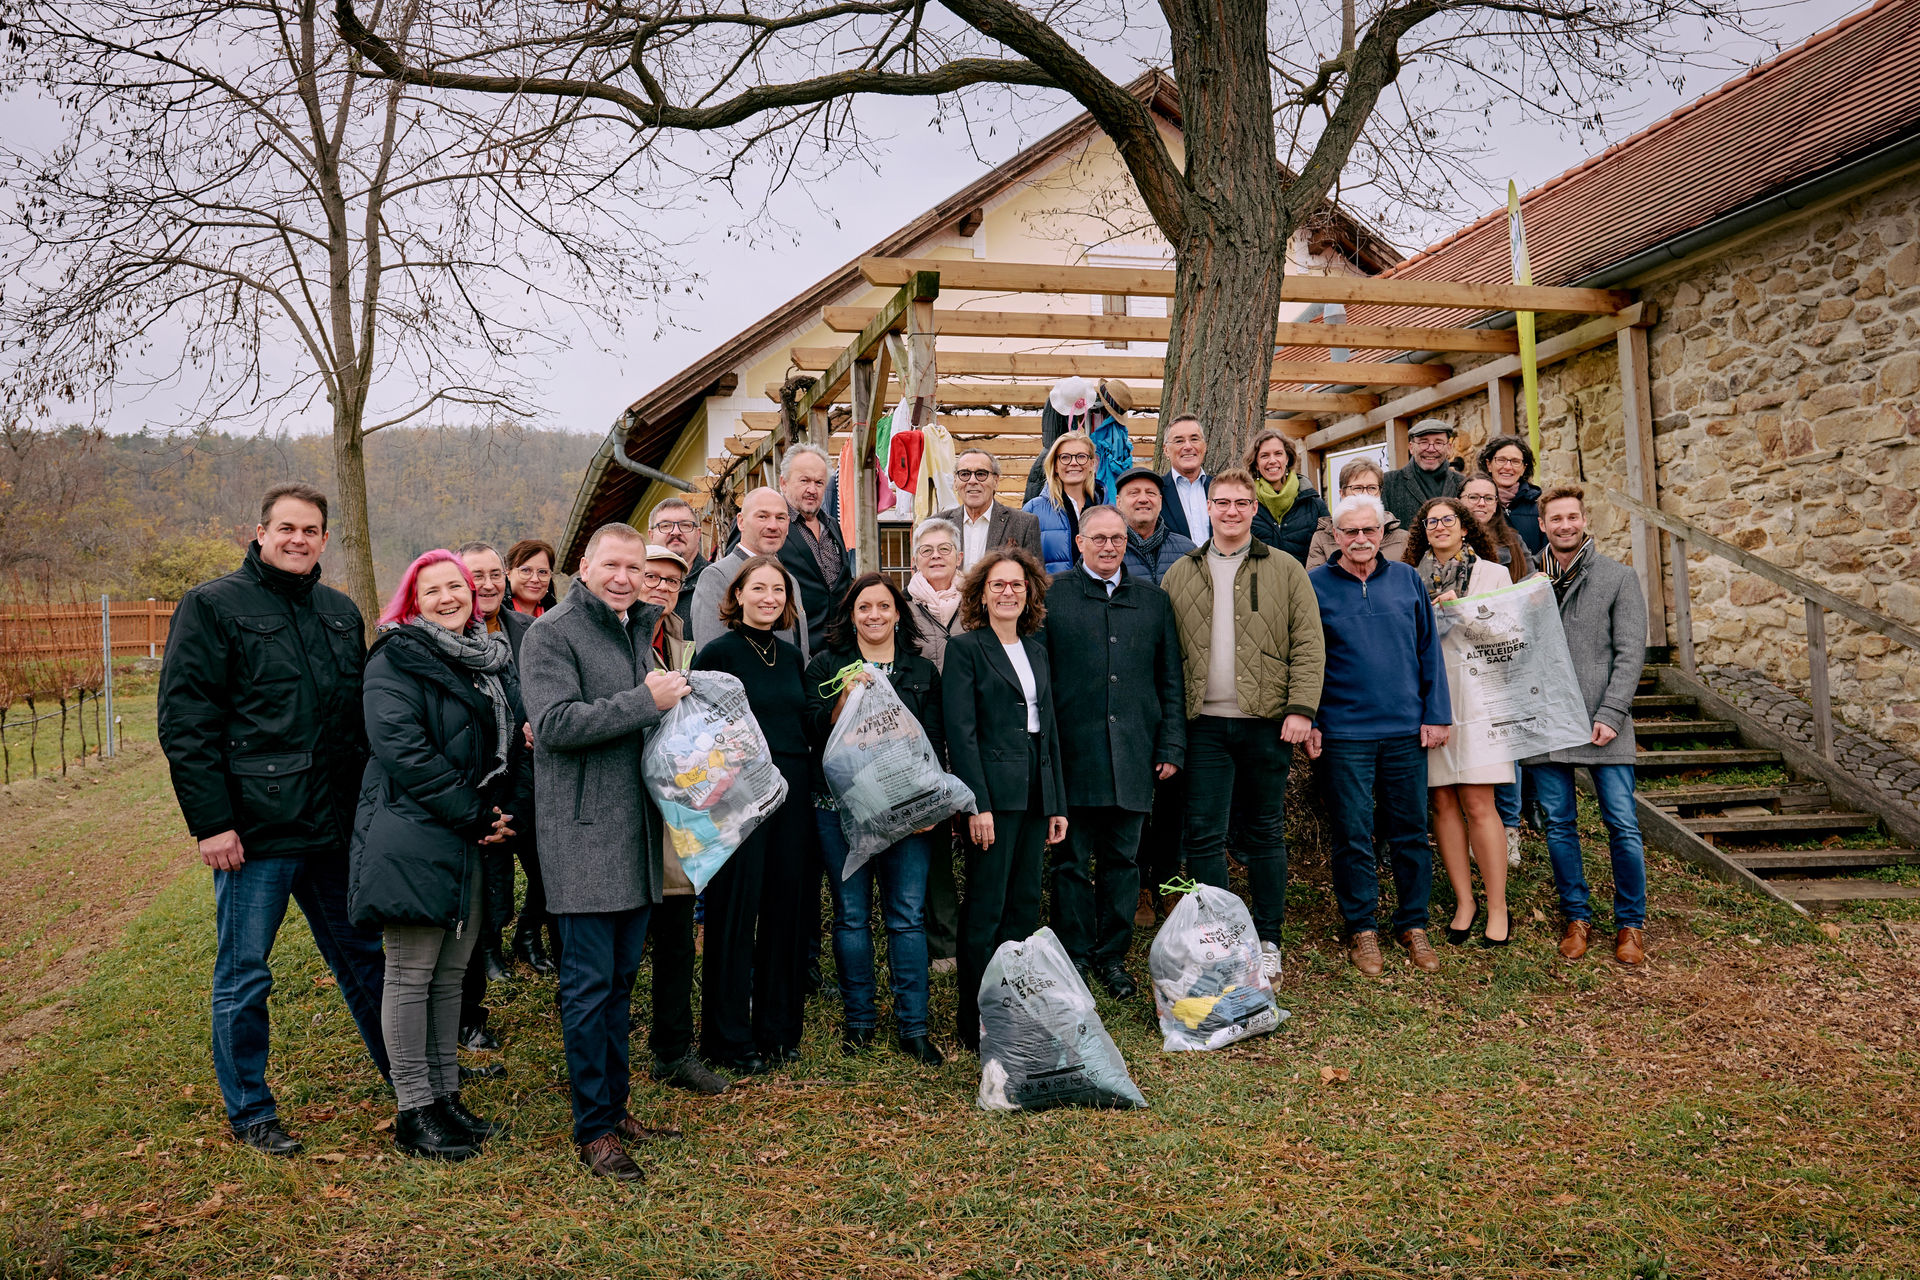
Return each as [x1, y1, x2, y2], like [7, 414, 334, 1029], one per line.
[941, 547, 1067, 1052]
[1243, 429, 1329, 564]
[1022, 430, 1104, 574]
[905, 518, 966, 670]
[1403, 497, 1513, 947]
[1477, 435, 1545, 556]
[505, 539, 558, 616]
[1460, 475, 1534, 580]
[1304, 460, 1411, 568]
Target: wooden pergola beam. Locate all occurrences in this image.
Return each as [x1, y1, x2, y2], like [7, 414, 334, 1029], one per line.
[860, 257, 1632, 315]
[741, 411, 1046, 434]
[821, 306, 1520, 354]
[765, 380, 1376, 414]
[789, 347, 1450, 388]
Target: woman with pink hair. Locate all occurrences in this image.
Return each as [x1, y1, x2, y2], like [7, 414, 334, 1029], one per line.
[350, 550, 531, 1160]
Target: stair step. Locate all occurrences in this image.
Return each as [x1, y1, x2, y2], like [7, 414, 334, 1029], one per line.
[1773, 879, 1920, 907]
[1634, 748, 1783, 768]
[1684, 811, 1883, 836]
[1734, 848, 1920, 872]
[1632, 718, 1742, 738]
[1645, 784, 1829, 810]
[1631, 694, 1697, 712]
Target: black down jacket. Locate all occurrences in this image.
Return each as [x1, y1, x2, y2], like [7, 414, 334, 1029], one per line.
[348, 627, 532, 931]
[1251, 482, 1331, 565]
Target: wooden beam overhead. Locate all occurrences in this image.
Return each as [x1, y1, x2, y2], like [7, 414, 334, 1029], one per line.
[789, 347, 1450, 388]
[741, 411, 1045, 434]
[767, 380, 1376, 414]
[859, 257, 1632, 315]
[821, 306, 1521, 354]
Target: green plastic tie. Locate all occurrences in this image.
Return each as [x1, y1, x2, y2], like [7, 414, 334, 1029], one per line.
[1157, 876, 1200, 897]
[817, 660, 868, 698]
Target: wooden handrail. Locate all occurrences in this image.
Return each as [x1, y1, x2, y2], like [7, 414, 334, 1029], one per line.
[1599, 486, 1920, 653]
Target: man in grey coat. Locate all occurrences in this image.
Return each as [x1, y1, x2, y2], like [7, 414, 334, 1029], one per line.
[520, 521, 691, 1181]
[1520, 484, 1649, 967]
[688, 486, 809, 661]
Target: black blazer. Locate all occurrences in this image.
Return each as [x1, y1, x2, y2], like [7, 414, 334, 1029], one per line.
[1158, 470, 1210, 540]
[803, 645, 946, 794]
[1041, 568, 1186, 813]
[940, 628, 1065, 817]
[778, 514, 849, 656]
[496, 603, 532, 663]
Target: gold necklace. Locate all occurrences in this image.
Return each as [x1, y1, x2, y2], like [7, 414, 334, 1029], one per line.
[742, 630, 778, 667]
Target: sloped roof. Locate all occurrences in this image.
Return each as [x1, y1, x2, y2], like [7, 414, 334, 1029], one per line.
[1301, 0, 1920, 345]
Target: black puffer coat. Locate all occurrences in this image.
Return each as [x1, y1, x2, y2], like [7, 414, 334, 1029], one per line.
[348, 627, 532, 931]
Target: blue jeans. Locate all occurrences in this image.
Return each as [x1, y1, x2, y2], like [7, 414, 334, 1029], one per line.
[1494, 763, 1522, 828]
[211, 855, 389, 1132]
[1532, 763, 1648, 928]
[555, 907, 652, 1145]
[1320, 735, 1433, 937]
[815, 810, 932, 1039]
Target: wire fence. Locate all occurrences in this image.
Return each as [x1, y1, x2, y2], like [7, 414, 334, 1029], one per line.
[0, 593, 120, 784]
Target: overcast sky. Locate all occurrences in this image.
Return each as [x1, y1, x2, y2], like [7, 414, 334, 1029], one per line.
[16, 0, 1861, 438]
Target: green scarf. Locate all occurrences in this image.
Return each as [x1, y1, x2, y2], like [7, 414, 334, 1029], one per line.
[1255, 472, 1300, 525]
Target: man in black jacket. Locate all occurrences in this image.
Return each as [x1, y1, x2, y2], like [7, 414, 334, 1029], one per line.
[647, 497, 709, 627]
[158, 484, 387, 1157]
[775, 443, 847, 655]
[1042, 505, 1185, 997]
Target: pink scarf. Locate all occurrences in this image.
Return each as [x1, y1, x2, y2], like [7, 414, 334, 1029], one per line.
[1495, 479, 1520, 505]
[907, 571, 960, 627]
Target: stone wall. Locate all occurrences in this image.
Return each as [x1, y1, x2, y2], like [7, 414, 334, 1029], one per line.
[1345, 165, 1920, 759]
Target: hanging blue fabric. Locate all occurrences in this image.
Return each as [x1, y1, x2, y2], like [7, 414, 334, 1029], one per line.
[1089, 410, 1134, 503]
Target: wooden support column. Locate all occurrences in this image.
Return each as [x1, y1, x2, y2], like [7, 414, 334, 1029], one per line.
[806, 407, 829, 450]
[1670, 534, 1695, 675]
[1806, 602, 1834, 761]
[849, 355, 879, 574]
[1487, 374, 1519, 440]
[1387, 416, 1412, 469]
[1617, 323, 1666, 647]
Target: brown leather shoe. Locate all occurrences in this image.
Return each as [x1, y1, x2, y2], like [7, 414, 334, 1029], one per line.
[615, 1114, 683, 1145]
[1614, 926, 1647, 966]
[1159, 892, 1182, 920]
[1559, 919, 1593, 961]
[1348, 930, 1384, 977]
[578, 1133, 644, 1182]
[1397, 928, 1440, 973]
[1133, 888, 1157, 929]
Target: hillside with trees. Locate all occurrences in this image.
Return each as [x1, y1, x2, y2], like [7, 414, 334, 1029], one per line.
[0, 424, 600, 601]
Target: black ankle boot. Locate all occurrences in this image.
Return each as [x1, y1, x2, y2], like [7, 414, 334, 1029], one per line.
[483, 946, 513, 983]
[393, 1105, 478, 1160]
[897, 1036, 945, 1067]
[437, 1092, 504, 1142]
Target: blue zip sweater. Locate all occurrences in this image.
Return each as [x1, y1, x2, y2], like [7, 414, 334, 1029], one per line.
[1309, 557, 1451, 738]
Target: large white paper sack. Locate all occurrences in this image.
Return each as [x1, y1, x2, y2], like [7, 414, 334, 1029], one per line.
[820, 666, 974, 879]
[977, 927, 1146, 1112]
[1148, 884, 1287, 1051]
[640, 670, 787, 893]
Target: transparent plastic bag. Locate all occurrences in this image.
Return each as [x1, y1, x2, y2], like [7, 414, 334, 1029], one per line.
[640, 670, 788, 893]
[820, 665, 975, 879]
[977, 927, 1147, 1112]
[1148, 884, 1287, 1051]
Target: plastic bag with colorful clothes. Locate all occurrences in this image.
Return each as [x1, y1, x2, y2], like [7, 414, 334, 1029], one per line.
[1149, 882, 1287, 1051]
[639, 670, 787, 893]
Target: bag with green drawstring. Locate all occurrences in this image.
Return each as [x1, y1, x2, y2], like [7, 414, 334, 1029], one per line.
[819, 663, 975, 879]
[1148, 881, 1286, 1051]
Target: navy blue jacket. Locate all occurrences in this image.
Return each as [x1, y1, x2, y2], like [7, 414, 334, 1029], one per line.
[1308, 558, 1450, 739]
[1157, 470, 1209, 541]
[1252, 483, 1330, 565]
[1503, 481, 1545, 557]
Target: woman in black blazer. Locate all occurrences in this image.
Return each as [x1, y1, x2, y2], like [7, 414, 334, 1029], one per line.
[940, 546, 1068, 1052]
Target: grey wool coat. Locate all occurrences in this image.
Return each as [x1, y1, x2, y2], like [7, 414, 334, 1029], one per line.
[1524, 546, 1647, 767]
[519, 579, 669, 915]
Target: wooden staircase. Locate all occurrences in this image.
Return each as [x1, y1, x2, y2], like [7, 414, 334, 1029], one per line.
[1630, 666, 1920, 912]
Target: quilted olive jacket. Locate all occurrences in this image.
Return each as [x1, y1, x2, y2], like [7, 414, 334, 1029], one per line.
[1161, 537, 1325, 722]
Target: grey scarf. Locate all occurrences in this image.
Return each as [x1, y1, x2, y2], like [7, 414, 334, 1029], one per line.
[1547, 537, 1595, 606]
[405, 616, 515, 789]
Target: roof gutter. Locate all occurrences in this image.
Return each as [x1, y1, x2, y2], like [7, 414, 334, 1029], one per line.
[1291, 125, 1920, 405]
[607, 412, 696, 491]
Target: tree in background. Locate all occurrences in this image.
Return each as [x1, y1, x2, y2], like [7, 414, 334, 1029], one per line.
[334, 0, 1747, 467]
[131, 525, 247, 601]
[0, 0, 684, 617]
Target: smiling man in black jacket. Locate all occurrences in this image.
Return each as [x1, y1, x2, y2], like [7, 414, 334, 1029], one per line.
[158, 484, 388, 1157]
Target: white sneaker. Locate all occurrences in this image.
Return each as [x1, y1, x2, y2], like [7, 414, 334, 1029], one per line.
[1506, 826, 1522, 869]
[1259, 940, 1282, 983]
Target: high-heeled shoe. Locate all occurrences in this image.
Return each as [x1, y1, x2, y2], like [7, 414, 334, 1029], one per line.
[1446, 901, 1480, 946]
[1481, 913, 1514, 947]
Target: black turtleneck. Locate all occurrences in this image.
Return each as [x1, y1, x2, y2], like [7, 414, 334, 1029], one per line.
[691, 625, 808, 760]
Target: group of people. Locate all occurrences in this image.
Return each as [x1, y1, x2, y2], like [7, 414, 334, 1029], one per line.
[157, 413, 1651, 1182]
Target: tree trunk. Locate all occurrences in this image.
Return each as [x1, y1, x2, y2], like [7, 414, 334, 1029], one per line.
[330, 402, 382, 629]
[1154, 0, 1293, 473]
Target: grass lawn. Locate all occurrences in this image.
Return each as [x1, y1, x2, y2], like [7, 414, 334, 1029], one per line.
[2, 706, 1917, 1278]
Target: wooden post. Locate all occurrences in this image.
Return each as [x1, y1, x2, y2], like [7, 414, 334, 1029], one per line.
[1387, 416, 1411, 469]
[146, 598, 158, 658]
[806, 407, 829, 450]
[1670, 534, 1695, 675]
[1617, 324, 1665, 648]
[900, 272, 941, 511]
[1487, 374, 1519, 440]
[1806, 601, 1833, 761]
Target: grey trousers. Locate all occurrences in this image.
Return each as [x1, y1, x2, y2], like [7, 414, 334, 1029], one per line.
[381, 865, 482, 1111]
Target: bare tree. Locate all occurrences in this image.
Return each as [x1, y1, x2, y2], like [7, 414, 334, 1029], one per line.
[330, 0, 1748, 466]
[0, 0, 682, 614]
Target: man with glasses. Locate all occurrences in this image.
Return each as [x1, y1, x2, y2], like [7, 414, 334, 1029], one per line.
[647, 498, 708, 626]
[1161, 469, 1324, 982]
[1042, 506, 1185, 997]
[1380, 419, 1465, 528]
[936, 448, 1042, 571]
[1307, 493, 1452, 978]
[1306, 459, 1411, 568]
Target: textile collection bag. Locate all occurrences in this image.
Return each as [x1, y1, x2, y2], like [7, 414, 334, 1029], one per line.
[1431, 574, 1592, 777]
[1148, 884, 1287, 1052]
[820, 665, 976, 880]
[640, 670, 787, 893]
[977, 928, 1147, 1112]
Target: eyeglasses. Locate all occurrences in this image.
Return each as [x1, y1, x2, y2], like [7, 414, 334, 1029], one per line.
[514, 567, 552, 580]
[1424, 514, 1460, 530]
[1462, 492, 1497, 504]
[641, 572, 684, 589]
[1335, 525, 1382, 538]
[1209, 498, 1256, 511]
[916, 542, 958, 557]
[1055, 452, 1094, 465]
[1343, 483, 1381, 495]
[650, 519, 697, 534]
[955, 468, 996, 481]
[1488, 453, 1526, 469]
[986, 581, 1028, 596]
[1081, 534, 1127, 546]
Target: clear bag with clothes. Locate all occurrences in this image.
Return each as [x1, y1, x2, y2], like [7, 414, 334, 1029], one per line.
[640, 670, 788, 893]
[820, 664, 975, 879]
[977, 927, 1147, 1112]
[1148, 883, 1287, 1052]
